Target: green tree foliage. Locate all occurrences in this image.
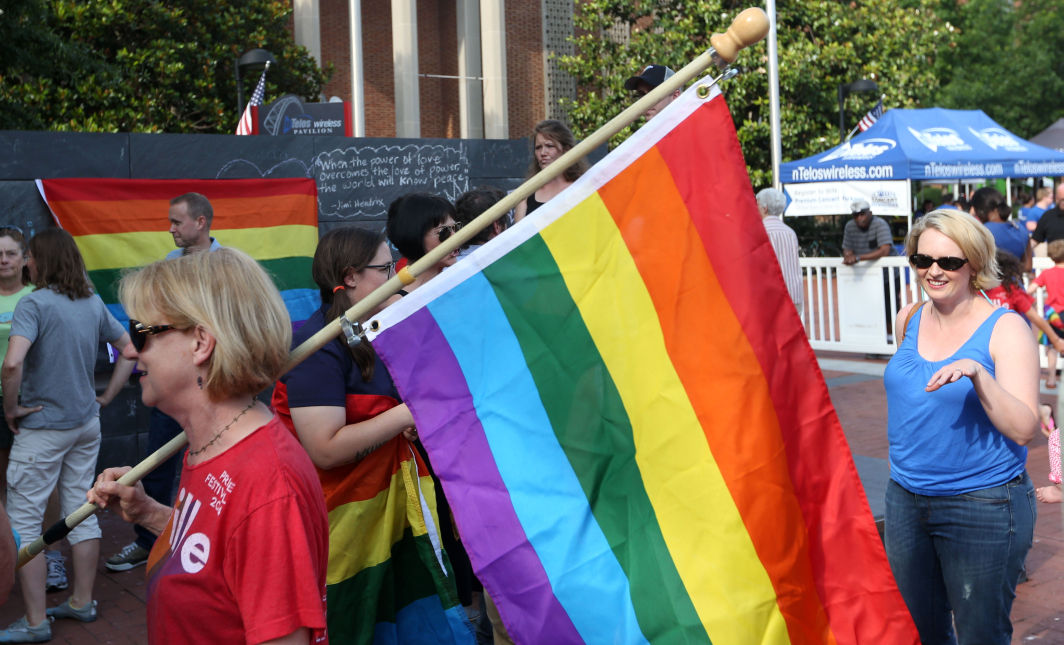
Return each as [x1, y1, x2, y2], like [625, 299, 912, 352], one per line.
[0, 0, 328, 133]
[557, 0, 956, 187]
[934, 0, 1064, 139]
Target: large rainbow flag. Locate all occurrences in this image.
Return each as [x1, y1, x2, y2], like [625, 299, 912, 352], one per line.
[368, 84, 918, 643]
[37, 177, 320, 326]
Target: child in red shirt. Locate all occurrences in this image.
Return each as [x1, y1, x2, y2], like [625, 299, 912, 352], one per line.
[985, 250, 1063, 353]
[1027, 240, 1064, 388]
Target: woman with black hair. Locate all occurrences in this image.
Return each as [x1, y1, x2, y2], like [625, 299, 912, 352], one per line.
[386, 192, 460, 292]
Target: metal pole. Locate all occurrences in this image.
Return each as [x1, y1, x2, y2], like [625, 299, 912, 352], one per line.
[349, 0, 366, 136]
[766, 0, 782, 190]
[234, 60, 244, 118]
[838, 85, 847, 144]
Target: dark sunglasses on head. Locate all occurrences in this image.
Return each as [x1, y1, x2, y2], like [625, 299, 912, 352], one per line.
[435, 223, 460, 243]
[909, 253, 969, 271]
[129, 319, 178, 352]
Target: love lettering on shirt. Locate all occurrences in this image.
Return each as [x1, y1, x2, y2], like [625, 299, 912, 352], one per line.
[204, 470, 236, 516]
[171, 488, 210, 574]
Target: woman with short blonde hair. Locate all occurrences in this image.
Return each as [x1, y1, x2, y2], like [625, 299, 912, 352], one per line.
[119, 248, 290, 399]
[90, 248, 329, 645]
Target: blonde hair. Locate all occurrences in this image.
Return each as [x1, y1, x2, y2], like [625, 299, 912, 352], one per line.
[904, 209, 998, 290]
[119, 248, 291, 400]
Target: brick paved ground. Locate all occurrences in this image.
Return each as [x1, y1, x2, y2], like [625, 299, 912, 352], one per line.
[824, 351, 1064, 644]
[0, 351, 1058, 643]
[0, 512, 146, 644]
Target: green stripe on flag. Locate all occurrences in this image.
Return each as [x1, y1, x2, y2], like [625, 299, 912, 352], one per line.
[326, 530, 461, 645]
[88, 257, 316, 304]
[482, 234, 707, 644]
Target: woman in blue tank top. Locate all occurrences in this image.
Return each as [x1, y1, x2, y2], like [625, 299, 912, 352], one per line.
[884, 209, 1038, 645]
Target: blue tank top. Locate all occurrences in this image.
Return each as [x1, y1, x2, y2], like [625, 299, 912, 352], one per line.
[884, 306, 1026, 495]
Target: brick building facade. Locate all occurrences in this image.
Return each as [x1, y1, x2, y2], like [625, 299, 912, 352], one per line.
[297, 1, 575, 140]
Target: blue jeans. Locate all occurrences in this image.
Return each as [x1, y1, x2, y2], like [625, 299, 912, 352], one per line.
[885, 474, 1035, 645]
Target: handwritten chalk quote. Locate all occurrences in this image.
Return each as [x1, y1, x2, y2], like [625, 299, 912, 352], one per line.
[314, 144, 470, 220]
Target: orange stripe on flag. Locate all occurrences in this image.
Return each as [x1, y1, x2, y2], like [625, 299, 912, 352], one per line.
[598, 146, 837, 643]
[52, 193, 317, 236]
[40, 177, 316, 202]
[655, 97, 916, 643]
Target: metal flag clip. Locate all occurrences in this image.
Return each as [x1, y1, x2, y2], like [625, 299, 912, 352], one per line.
[339, 316, 364, 348]
[697, 66, 741, 98]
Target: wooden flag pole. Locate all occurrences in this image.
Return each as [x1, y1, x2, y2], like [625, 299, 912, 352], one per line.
[17, 7, 769, 569]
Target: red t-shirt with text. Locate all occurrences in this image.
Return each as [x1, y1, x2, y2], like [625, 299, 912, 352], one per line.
[146, 416, 329, 644]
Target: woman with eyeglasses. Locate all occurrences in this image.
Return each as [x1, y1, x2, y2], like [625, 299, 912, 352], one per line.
[386, 192, 460, 291]
[0, 228, 135, 643]
[88, 248, 328, 644]
[272, 227, 470, 642]
[885, 209, 1038, 644]
[513, 119, 588, 222]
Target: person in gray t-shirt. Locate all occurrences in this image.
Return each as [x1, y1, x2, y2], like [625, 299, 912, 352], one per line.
[0, 228, 133, 640]
[842, 198, 893, 265]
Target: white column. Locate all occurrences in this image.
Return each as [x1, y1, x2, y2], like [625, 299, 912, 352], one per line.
[480, 0, 508, 139]
[349, 0, 366, 136]
[457, 0, 484, 139]
[391, 0, 420, 137]
[293, 0, 322, 66]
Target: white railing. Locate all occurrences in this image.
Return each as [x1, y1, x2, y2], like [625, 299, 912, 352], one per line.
[800, 256, 1055, 355]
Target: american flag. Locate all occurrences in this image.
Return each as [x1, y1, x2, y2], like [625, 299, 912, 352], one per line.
[857, 97, 884, 132]
[236, 62, 270, 136]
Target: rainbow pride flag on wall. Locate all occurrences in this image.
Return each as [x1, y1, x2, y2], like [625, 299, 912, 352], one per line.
[368, 84, 918, 643]
[37, 177, 320, 326]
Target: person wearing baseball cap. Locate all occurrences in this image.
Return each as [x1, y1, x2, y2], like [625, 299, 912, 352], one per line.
[624, 64, 681, 120]
[842, 198, 893, 265]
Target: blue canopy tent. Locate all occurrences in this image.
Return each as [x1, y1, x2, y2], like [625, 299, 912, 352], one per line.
[781, 108, 1064, 217]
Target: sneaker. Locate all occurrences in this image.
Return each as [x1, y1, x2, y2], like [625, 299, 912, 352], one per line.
[0, 616, 51, 643]
[105, 542, 148, 572]
[45, 599, 97, 623]
[44, 551, 67, 593]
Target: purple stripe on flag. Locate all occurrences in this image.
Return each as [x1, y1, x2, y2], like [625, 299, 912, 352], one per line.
[375, 308, 582, 643]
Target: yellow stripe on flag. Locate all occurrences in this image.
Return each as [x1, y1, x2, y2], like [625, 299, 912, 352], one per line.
[325, 469, 436, 585]
[74, 224, 319, 270]
[540, 193, 790, 643]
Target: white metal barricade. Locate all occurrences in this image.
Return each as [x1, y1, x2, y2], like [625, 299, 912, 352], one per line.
[800, 256, 1055, 357]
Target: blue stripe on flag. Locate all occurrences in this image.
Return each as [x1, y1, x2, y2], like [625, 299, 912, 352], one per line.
[427, 271, 649, 645]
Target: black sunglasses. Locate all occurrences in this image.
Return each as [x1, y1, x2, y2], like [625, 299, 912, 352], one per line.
[129, 319, 178, 352]
[909, 254, 969, 271]
[435, 223, 460, 243]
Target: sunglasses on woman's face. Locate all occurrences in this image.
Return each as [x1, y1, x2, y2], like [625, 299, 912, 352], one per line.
[909, 253, 969, 271]
[129, 319, 178, 352]
[434, 223, 460, 243]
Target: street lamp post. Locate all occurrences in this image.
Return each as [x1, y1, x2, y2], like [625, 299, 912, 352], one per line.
[837, 79, 879, 143]
[235, 48, 276, 117]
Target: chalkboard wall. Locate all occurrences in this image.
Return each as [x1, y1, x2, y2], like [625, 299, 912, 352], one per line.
[0, 130, 605, 471]
[0, 131, 604, 232]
